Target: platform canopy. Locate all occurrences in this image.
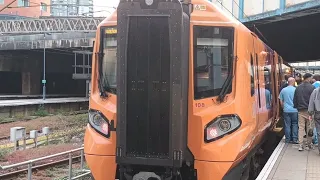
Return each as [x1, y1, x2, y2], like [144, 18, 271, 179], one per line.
[244, 5, 320, 63]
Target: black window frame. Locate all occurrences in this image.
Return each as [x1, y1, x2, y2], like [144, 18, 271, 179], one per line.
[193, 25, 235, 100]
[255, 53, 261, 108]
[250, 54, 255, 96]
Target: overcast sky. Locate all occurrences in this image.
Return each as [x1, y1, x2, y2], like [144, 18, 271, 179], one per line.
[93, 0, 119, 17]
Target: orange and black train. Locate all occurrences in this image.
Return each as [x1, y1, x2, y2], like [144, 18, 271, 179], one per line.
[84, 0, 293, 179]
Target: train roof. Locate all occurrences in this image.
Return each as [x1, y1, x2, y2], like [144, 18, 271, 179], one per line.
[99, 0, 242, 27]
[98, 0, 281, 59]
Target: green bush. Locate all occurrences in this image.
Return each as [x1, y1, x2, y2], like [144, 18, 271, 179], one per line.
[0, 147, 11, 161]
[34, 105, 49, 117]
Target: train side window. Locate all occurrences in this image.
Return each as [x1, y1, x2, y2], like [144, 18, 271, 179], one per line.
[193, 26, 234, 99]
[255, 53, 261, 108]
[264, 67, 272, 110]
[99, 27, 117, 94]
[250, 54, 255, 96]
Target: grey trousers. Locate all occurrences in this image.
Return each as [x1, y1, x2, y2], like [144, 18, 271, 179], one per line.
[314, 112, 320, 152]
[298, 110, 314, 146]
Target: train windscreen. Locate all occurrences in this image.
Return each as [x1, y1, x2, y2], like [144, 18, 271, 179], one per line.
[193, 26, 234, 99]
[99, 27, 117, 94]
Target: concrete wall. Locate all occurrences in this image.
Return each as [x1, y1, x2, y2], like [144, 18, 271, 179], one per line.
[0, 0, 50, 18]
[0, 53, 76, 74]
[0, 56, 41, 94]
[211, 0, 240, 19]
[0, 50, 86, 95]
[0, 56, 40, 72]
[242, 0, 283, 16]
[286, 0, 310, 7]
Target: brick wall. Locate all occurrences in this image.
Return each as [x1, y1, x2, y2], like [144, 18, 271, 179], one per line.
[0, 0, 51, 18]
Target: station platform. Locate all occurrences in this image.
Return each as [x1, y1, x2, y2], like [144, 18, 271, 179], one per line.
[0, 97, 89, 118]
[0, 97, 88, 107]
[257, 137, 320, 180]
[0, 94, 82, 100]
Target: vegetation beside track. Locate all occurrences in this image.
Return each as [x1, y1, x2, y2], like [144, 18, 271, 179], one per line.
[0, 112, 88, 177]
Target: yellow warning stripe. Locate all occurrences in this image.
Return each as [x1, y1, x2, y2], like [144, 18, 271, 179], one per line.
[0, 135, 47, 149]
[0, 127, 85, 149]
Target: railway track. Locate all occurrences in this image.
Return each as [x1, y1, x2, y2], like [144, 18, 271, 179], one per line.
[0, 122, 81, 141]
[0, 110, 88, 142]
[0, 156, 82, 179]
[0, 118, 87, 142]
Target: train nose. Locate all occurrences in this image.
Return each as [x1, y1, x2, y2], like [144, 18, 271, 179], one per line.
[132, 172, 161, 180]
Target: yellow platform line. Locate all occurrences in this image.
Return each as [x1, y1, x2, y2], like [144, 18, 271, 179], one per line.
[0, 127, 85, 149]
[0, 135, 48, 149]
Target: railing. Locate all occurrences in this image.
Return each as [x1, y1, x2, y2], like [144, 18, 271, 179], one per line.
[0, 147, 91, 180]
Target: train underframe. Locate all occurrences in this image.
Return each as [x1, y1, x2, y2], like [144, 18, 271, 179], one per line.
[120, 132, 278, 180]
[85, 127, 280, 180]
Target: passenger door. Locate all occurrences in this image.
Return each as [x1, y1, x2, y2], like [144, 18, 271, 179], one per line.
[251, 34, 261, 132]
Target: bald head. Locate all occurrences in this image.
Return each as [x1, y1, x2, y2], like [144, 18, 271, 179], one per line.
[288, 77, 296, 86]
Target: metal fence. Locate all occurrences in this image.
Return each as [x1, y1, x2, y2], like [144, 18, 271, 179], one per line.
[0, 147, 91, 180]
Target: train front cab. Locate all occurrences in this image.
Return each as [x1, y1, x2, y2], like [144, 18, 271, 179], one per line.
[84, 0, 278, 180]
[84, 14, 118, 180]
[190, 12, 277, 180]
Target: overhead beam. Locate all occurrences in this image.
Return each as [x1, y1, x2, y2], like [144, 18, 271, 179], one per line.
[0, 17, 104, 35]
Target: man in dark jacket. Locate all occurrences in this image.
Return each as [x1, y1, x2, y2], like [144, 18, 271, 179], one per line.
[295, 72, 302, 86]
[294, 73, 315, 151]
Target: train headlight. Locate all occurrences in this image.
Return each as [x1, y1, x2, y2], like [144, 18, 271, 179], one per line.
[204, 114, 241, 143]
[88, 110, 111, 138]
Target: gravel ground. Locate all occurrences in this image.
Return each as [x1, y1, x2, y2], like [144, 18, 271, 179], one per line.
[0, 114, 87, 144]
[0, 113, 88, 179]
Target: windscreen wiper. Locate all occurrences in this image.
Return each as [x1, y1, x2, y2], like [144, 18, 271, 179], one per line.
[96, 52, 113, 98]
[217, 56, 237, 103]
[102, 75, 115, 94]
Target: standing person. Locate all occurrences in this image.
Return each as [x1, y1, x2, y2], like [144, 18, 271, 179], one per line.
[313, 74, 320, 88]
[308, 87, 320, 154]
[294, 73, 315, 151]
[280, 74, 290, 92]
[312, 74, 320, 146]
[295, 72, 302, 86]
[279, 77, 298, 143]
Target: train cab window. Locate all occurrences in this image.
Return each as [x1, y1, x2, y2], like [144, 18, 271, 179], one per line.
[250, 54, 255, 96]
[193, 26, 234, 99]
[99, 27, 117, 94]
